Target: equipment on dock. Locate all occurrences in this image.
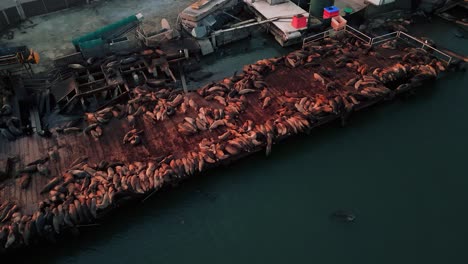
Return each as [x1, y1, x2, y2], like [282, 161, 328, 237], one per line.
[72, 13, 144, 58]
[323, 5, 339, 19]
[136, 19, 177, 47]
[179, 0, 243, 32]
[435, 0, 468, 27]
[0, 46, 39, 76]
[292, 14, 307, 28]
[308, 0, 334, 20]
[244, 0, 315, 46]
[331, 15, 347, 30]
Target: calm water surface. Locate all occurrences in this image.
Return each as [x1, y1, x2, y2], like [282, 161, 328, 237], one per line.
[13, 17, 468, 264]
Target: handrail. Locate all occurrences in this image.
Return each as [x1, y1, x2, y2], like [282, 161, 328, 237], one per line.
[302, 26, 453, 65]
[344, 25, 372, 44]
[370, 31, 398, 45]
[397, 31, 452, 64]
[302, 29, 334, 47]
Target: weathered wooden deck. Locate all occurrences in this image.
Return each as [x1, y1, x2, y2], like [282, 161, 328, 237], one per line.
[0, 34, 448, 251]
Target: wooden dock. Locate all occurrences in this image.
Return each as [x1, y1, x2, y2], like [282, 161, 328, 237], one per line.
[0, 32, 451, 252]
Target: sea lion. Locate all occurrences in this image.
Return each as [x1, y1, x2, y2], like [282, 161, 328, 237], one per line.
[35, 211, 46, 236]
[23, 220, 32, 245]
[62, 127, 82, 134]
[19, 164, 38, 174]
[313, 73, 325, 85]
[26, 156, 49, 166]
[331, 210, 355, 222]
[238, 89, 257, 95]
[62, 206, 74, 227]
[19, 174, 31, 189]
[40, 177, 62, 194]
[0, 104, 12, 116]
[68, 203, 79, 224]
[1, 204, 18, 223]
[0, 128, 15, 140]
[0, 203, 12, 221]
[83, 123, 99, 135]
[69, 169, 91, 179]
[68, 64, 86, 70]
[120, 56, 138, 65]
[4, 225, 15, 248]
[262, 97, 271, 109]
[37, 163, 49, 176]
[74, 200, 88, 223]
[97, 192, 111, 210]
[52, 208, 61, 234]
[90, 198, 97, 218]
[396, 83, 412, 93]
[209, 119, 226, 130]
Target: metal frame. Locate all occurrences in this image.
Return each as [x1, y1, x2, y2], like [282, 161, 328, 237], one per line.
[302, 28, 335, 46]
[370, 31, 399, 45]
[397, 32, 452, 65]
[302, 26, 453, 65]
[345, 25, 372, 44]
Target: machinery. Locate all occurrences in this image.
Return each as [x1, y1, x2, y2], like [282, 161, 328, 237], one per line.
[0, 46, 40, 76]
[72, 13, 144, 58]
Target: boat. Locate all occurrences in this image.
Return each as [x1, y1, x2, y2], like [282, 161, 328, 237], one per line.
[179, 0, 243, 32]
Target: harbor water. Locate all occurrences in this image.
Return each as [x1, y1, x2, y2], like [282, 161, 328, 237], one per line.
[11, 17, 468, 264]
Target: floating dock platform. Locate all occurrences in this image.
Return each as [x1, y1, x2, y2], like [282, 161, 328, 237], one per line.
[0, 28, 458, 253]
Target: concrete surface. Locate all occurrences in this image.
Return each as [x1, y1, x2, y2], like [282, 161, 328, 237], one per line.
[0, 0, 193, 72]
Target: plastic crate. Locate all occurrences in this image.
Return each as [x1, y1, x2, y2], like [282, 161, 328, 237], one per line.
[324, 6, 339, 14]
[323, 11, 339, 19]
[291, 14, 307, 29]
[323, 6, 340, 19]
[331, 15, 347, 31]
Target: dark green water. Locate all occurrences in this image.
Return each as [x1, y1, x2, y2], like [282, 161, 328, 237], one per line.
[15, 18, 468, 264]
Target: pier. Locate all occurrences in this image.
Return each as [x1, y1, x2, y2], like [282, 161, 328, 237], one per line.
[0, 28, 458, 252]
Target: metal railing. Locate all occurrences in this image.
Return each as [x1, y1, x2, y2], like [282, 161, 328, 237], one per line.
[302, 28, 335, 46]
[302, 26, 453, 65]
[303, 25, 371, 47]
[397, 32, 452, 64]
[370, 31, 399, 45]
[345, 25, 372, 44]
